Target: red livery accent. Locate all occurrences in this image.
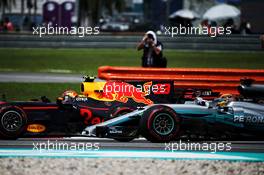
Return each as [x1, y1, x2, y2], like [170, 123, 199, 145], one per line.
[91, 117, 102, 125]
[22, 106, 59, 110]
[79, 106, 110, 111]
[0, 101, 7, 105]
[152, 83, 171, 95]
[102, 81, 153, 105]
[80, 108, 92, 125]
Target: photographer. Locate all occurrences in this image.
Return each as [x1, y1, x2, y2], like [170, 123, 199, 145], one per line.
[137, 31, 167, 68]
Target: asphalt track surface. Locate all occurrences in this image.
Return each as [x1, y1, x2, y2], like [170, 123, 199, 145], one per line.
[0, 137, 263, 152]
[0, 72, 82, 82]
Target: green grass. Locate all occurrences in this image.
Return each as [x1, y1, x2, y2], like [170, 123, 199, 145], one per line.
[0, 48, 263, 75]
[0, 48, 263, 101]
[0, 83, 79, 102]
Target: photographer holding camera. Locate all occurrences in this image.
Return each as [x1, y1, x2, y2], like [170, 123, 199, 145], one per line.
[137, 31, 167, 68]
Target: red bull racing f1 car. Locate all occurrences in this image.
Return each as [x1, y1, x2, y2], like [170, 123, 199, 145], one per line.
[83, 79, 264, 142]
[0, 77, 179, 139]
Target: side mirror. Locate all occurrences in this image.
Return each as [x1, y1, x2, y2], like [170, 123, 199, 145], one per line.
[217, 106, 229, 114]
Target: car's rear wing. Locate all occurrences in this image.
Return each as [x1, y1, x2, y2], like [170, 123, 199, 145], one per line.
[238, 78, 264, 100]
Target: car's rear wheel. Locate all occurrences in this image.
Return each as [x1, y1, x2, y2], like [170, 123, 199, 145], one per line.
[0, 107, 27, 139]
[139, 105, 180, 142]
[111, 107, 133, 118]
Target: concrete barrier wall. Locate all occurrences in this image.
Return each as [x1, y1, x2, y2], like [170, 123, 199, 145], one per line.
[0, 34, 262, 51]
[98, 66, 264, 95]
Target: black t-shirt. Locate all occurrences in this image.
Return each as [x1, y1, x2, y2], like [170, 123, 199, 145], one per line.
[142, 41, 163, 67]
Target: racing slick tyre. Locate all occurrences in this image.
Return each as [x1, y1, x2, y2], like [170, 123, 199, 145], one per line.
[0, 106, 27, 139]
[139, 105, 180, 142]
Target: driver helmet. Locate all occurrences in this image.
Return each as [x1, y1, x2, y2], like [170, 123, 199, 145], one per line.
[62, 90, 78, 98]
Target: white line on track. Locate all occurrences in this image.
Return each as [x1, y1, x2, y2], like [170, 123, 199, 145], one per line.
[0, 149, 263, 161]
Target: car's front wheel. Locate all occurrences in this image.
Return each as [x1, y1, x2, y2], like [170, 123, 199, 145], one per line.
[0, 106, 27, 139]
[139, 105, 181, 142]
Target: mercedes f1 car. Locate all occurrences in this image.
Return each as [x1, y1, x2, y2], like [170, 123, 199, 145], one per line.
[84, 79, 264, 142]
